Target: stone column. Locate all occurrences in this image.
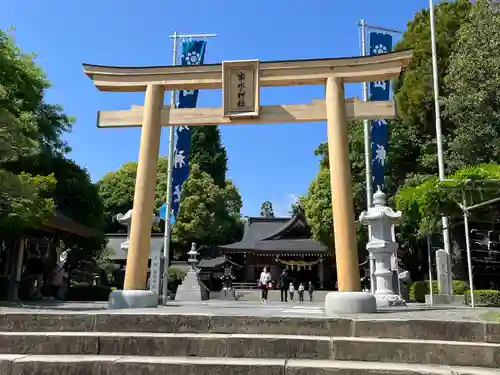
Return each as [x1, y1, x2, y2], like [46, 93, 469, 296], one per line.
[325, 76, 361, 292]
[360, 190, 406, 307]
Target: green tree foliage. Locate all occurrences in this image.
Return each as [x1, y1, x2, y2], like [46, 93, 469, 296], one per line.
[260, 201, 275, 217]
[394, 0, 471, 141]
[396, 164, 500, 236]
[97, 157, 168, 233]
[190, 127, 228, 187]
[0, 29, 69, 233]
[171, 164, 243, 247]
[444, 0, 500, 169]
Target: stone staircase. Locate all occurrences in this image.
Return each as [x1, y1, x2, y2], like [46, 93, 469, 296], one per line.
[0, 312, 499, 374]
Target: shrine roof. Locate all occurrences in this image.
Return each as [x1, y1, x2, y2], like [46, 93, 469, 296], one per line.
[219, 210, 328, 254]
[197, 256, 242, 269]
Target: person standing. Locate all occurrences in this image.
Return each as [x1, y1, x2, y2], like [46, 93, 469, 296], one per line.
[298, 282, 305, 304]
[259, 267, 271, 304]
[308, 281, 315, 302]
[289, 282, 295, 301]
[279, 270, 289, 302]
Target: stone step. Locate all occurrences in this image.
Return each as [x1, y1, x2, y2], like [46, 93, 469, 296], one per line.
[1, 332, 500, 368]
[2, 312, 499, 343]
[0, 355, 498, 375]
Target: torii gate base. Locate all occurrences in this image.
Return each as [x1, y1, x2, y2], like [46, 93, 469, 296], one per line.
[84, 50, 412, 313]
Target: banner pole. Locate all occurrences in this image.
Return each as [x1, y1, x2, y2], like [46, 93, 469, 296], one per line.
[161, 32, 218, 304]
[162, 31, 179, 304]
[359, 19, 376, 294]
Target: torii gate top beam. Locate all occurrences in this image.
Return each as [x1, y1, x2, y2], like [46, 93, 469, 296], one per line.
[83, 50, 412, 92]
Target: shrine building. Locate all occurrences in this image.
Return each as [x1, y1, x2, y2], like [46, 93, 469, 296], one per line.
[219, 209, 332, 289]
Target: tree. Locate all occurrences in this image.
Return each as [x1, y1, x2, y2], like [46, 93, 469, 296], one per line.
[97, 157, 168, 233]
[171, 164, 243, 247]
[0, 28, 64, 234]
[190, 127, 228, 187]
[444, 0, 500, 170]
[260, 201, 275, 217]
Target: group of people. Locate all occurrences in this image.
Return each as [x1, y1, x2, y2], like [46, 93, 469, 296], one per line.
[258, 267, 315, 304]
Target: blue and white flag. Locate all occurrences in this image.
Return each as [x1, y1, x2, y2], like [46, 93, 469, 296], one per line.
[369, 32, 392, 190]
[170, 40, 206, 218]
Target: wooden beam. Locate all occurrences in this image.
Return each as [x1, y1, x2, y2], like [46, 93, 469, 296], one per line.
[83, 50, 413, 92]
[97, 99, 397, 128]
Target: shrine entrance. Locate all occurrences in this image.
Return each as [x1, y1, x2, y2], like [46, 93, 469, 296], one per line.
[83, 50, 412, 307]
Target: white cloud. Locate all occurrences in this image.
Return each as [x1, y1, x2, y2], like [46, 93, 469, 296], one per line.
[274, 193, 300, 217]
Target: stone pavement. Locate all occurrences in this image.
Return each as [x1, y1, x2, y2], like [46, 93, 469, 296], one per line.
[0, 299, 496, 321]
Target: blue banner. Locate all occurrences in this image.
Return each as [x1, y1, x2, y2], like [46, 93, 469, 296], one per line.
[369, 32, 392, 190]
[160, 40, 207, 219]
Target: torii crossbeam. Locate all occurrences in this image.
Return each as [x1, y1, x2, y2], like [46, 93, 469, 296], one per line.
[83, 49, 412, 309]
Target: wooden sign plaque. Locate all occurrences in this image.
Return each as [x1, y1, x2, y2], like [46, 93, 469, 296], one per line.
[222, 59, 260, 118]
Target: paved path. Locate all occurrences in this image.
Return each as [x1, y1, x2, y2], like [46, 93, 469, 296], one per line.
[0, 299, 497, 321]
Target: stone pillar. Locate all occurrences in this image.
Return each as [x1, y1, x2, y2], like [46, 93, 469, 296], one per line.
[360, 190, 406, 307]
[124, 84, 165, 291]
[436, 249, 450, 294]
[109, 85, 164, 310]
[325, 76, 361, 292]
[318, 257, 324, 289]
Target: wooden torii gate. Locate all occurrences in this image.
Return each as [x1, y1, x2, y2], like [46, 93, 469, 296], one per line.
[83, 50, 412, 295]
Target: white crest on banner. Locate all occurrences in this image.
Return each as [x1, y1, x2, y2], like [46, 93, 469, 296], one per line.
[373, 44, 388, 55]
[375, 145, 387, 166]
[173, 185, 182, 203]
[174, 149, 186, 168]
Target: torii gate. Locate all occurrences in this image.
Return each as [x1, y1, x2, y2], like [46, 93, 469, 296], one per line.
[83, 50, 412, 309]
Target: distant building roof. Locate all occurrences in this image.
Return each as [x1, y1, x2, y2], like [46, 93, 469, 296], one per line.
[44, 210, 102, 238]
[197, 255, 242, 269]
[219, 210, 327, 255]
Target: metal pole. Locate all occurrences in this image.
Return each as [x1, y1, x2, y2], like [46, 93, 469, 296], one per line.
[392, 225, 401, 296]
[429, 0, 453, 294]
[462, 191, 476, 308]
[359, 19, 376, 294]
[162, 31, 179, 304]
[427, 234, 434, 306]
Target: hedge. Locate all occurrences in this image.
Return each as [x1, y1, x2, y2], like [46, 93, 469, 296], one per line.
[409, 280, 468, 302]
[66, 284, 115, 301]
[465, 290, 500, 306]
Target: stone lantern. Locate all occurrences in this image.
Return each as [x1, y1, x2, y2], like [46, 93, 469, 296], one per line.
[116, 209, 160, 252]
[359, 189, 406, 307]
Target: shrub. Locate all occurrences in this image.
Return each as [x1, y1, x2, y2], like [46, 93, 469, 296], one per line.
[465, 290, 500, 306]
[167, 267, 186, 294]
[66, 283, 114, 301]
[409, 280, 468, 302]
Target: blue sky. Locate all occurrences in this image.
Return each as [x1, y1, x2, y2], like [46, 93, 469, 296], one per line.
[2, 0, 429, 217]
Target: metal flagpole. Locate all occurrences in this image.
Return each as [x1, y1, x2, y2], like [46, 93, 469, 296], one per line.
[161, 32, 217, 304]
[429, 0, 453, 295]
[358, 20, 402, 294]
[358, 19, 375, 294]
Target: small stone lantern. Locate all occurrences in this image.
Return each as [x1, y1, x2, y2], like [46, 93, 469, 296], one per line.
[188, 242, 199, 271]
[359, 190, 406, 307]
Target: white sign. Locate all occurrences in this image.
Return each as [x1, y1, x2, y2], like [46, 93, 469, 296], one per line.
[149, 246, 162, 295]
